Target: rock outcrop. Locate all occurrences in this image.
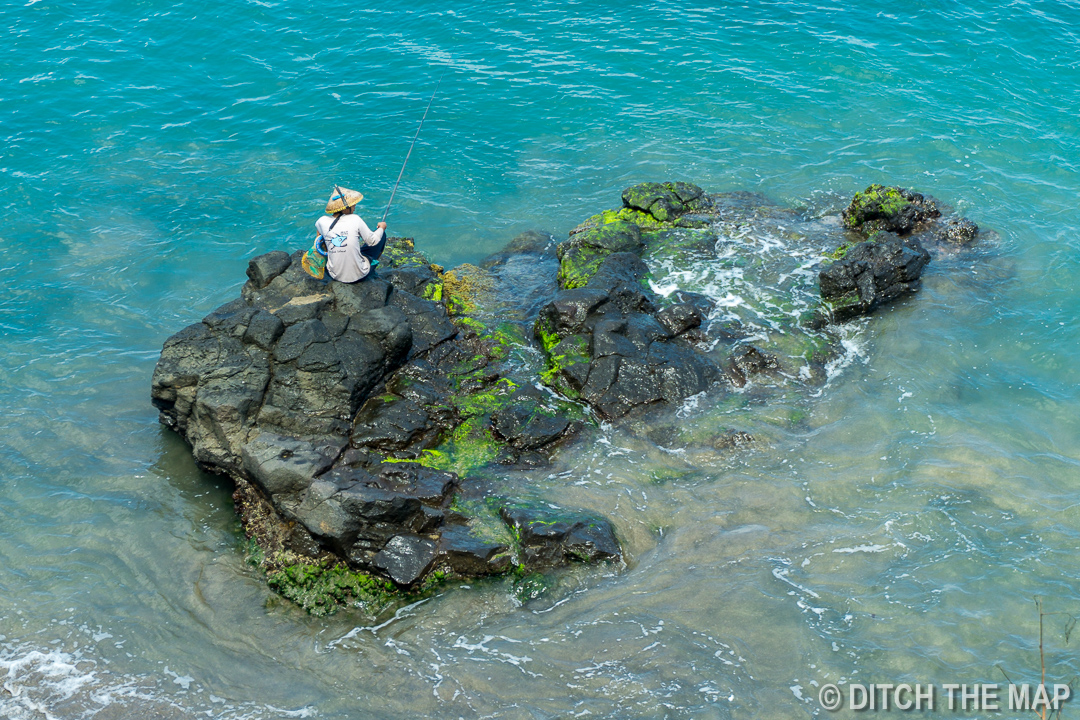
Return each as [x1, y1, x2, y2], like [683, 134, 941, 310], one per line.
[153, 180, 980, 613]
[819, 232, 932, 321]
[819, 184, 979, 320]
[840, 184, 940, 235]
[152, 235, 621, 610]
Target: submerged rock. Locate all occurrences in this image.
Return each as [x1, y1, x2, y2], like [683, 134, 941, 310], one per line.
[153, 180, 980, 613]
[938, 217, 979, 245]
[726, 345, 782, 388]
[499, 506, 620, 567]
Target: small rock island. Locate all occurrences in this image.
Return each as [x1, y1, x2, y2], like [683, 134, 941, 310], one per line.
[151, 182, 978, 614]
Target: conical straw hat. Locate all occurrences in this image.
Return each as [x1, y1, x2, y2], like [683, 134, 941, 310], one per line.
[325, 185, 363, 214]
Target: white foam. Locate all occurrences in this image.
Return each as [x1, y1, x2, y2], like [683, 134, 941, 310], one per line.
[2, 647, 98, 717]
[771, 566, 821, 599]
[833, 544, 891, 554]
[824, 322, 868, 381]
[451, 635, 535, 670]
[0, 641, 314, 720]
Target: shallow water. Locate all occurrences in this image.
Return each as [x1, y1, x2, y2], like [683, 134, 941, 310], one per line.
[3, 1, 1080, 717]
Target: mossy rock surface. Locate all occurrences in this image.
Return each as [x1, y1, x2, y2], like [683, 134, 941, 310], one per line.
[442, 263, 496, 316]
[360, 304, 582, 481]
[571, 181, 714, 236]
[265, 556, 398, 616]
[621, 181, 710, 222]
[575, 206, 667, 233]
[380, 236, 435, 270]
[841, 184, 940, 235]
[557, 221, 644, 290]
[537, 332, 590, 397]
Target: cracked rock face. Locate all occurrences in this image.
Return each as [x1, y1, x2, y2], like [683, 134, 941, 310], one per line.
[819, 233, 932, 321]
[151, 237, 625, 594]
[536, 251, 721, 419]
[819, 184, 980, 321]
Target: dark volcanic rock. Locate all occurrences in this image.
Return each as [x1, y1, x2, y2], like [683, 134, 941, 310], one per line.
[819, 232, 931, 321]
[371, 462, 458, 507]
[243, 309, 285, 350]
[542, 288, 610, 334]
[351, 395, 440, 455]
[241, 432, 343, 507]
[491, 388, 572, 451]
[373, 534, 438, 586]
[290, 463, 452, 564]
[557, 221, 644, 290]
[656, 302, 704, 337]
[537, 252, 720, 419]
[331, 278, 391, 315]
[437, 524, 512, 576]
[154, 180, 971, 610]
[499, 506, 621, 567]
[246, 251, 292, 289]
[151, 321, 270, 474]
[621, 181, 713, 222]
[380, 265, 437, 297]
[388, 290, 457, 356]
[152, 233, 627, 599]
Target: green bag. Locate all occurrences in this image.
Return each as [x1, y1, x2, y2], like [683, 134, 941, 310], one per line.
[301, 236, 327, 279]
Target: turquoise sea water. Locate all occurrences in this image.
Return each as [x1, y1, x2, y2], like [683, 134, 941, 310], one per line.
[2, 1, 1080, 717]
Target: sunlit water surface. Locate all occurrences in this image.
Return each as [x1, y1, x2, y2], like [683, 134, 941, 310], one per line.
[2, 1, 1080, 717]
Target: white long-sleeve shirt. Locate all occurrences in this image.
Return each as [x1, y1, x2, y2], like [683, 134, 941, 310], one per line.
[316, 214, 385, 283]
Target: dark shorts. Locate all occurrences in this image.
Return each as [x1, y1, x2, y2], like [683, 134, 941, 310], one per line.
[361, 232, 387, 263]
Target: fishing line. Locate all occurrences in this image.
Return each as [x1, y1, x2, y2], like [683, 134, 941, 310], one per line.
[382, 75, 443, 224]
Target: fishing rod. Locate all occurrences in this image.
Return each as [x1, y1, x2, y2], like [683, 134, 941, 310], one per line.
[382, 75, 443, 224]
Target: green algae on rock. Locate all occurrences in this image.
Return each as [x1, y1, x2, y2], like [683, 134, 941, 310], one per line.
[841, 184, 941, 235]
[441, 263, 496, 316]
[557, 221, 644, 290]
[619, 181, 715, 223]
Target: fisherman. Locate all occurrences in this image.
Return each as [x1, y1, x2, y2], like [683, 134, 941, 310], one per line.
[316, 185, 387, 283]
